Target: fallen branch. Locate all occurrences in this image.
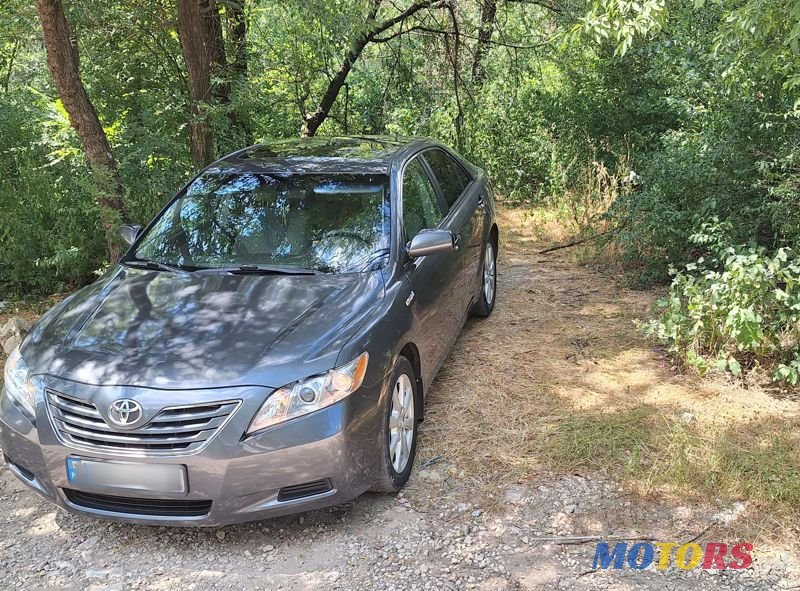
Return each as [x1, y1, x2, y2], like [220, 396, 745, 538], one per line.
[684, 522, 714, 544]
[537, 230, 611, 255]
[526, 524, 714, 546]
[419, 454, 445, 468]
[527, 534, 660, 545]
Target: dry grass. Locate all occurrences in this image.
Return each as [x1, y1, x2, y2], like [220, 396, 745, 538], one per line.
[418, 204, 800, 544]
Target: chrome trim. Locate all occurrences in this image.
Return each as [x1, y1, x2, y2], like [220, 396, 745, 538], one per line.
[45, 390, 242, 457]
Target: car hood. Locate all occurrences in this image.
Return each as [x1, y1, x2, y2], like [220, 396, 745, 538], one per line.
[23, 266, 384, 389]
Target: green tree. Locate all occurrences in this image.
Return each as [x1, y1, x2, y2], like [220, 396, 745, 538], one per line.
[34, 0, 127, 260]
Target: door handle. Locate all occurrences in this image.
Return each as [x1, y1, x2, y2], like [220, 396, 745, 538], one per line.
[477, 196, 486, 209]
[453, 233, 462, 251]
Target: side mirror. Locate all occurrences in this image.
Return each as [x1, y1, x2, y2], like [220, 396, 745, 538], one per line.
[119, 224, 143, 246]
[407, 229, 455, 258]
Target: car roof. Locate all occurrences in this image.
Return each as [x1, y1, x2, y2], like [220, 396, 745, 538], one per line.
[213, 136, 432, 175]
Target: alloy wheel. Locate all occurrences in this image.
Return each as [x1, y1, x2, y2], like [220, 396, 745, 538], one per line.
[389, 373, 415, 473]
[483, 242, 496, 305]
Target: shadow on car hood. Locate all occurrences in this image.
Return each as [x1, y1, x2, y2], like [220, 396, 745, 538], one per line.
[24, 266, 384, 389]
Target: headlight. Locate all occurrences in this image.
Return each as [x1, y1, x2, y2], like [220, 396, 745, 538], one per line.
[247, 352, 369, 435]
[3, 347, 36, 417]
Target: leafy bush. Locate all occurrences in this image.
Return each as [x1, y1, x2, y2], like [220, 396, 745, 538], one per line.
[0, 91, 106, 294]
[648, 219, 800, 384]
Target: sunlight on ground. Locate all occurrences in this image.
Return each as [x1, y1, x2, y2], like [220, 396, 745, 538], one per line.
[26, 511, 64, 537]
[420, 204, 800, 546]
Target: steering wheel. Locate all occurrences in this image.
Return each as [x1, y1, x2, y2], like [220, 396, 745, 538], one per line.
[321, 230, 371, 245]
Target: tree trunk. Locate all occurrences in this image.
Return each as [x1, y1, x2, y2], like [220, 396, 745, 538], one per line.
[2, 39, 20, 92]
[302, 35, 370, 137]
[471, 0, 497, 85]
[176, 0, 215, 169]
[204, 0, 229, 103]
[226, 0, 247, 79]
[224, 0, 251, 140]
[35, 0, 127, 261]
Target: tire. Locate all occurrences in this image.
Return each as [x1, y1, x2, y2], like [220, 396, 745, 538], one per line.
[371, 356, 419, 493]
[470, 237, 497, 318]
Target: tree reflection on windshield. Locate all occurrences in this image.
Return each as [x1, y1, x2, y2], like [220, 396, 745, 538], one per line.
[133, 172, 391, 273]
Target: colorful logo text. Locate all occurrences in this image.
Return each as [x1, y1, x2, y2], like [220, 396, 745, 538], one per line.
[593, 541, 753, 571]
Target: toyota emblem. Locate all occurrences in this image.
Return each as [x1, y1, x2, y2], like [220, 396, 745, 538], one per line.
[107, 399, 143, 427]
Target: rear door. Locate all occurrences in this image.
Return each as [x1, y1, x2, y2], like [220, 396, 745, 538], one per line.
[421, 147, 482, 316]
[401, 155, 461, 376]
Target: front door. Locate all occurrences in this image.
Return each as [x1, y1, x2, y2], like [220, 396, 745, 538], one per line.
[422, 147, 483, 316]
[400, 156, 461, 381]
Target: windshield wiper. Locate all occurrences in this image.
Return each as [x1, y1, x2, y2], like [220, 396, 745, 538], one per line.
[122, 259, 195, 274]
[198, 264, 322, 276]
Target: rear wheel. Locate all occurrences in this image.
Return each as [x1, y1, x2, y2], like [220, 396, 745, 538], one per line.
[371, 357, 418, 493]
[470, 238, 497, 317]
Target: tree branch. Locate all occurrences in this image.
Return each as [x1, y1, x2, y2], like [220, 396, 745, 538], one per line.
[368, 0, 446, 40]
[371, 24, 429, 42]
[374, 23, 548, 49]
[301, 0, 446, 136]
[505, 0, 562, 14]
[537, 231, 612, 254]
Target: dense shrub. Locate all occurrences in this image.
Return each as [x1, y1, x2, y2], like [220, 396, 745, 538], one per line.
[648, 220, 800, 384]
[0, 91, 106, 293]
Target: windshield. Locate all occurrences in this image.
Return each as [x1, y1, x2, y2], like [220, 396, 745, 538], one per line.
[132, 172, 391, 273]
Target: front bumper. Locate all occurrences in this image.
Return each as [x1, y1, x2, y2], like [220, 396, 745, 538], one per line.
[0, 378, 385, 526]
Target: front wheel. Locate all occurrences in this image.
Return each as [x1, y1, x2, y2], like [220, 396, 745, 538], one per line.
[371, 356, 418, 493]
[470, 238, 497, 317]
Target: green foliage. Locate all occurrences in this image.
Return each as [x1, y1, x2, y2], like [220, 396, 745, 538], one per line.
[0, 90, 106, 292]
[1, 0, 799, 354]
[712, 0, 800, 89]
[463, 80, 556, 201]
[571, 0, 668, 56]
[647, 219, 800, 383]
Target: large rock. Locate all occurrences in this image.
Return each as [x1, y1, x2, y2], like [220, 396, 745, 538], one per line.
[0, 317, 32, 355]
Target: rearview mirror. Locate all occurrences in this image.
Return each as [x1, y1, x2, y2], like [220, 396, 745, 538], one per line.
[407, 229, 455, 258]
[119, 224, 143, 246]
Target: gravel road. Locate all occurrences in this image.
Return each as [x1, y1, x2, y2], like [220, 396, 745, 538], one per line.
[1, 463, 798, 590]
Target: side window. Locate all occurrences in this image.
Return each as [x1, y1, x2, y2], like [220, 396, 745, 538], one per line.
[423, 148, 472, 208]
[402, 158, 444, 239]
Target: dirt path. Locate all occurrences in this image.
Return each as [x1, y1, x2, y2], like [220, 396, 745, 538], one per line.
[1, 207, 798, 590]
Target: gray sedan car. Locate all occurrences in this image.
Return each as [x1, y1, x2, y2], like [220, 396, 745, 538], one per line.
[1, 136, 498, 526]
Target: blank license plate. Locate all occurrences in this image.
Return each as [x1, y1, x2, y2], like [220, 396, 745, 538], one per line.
[66, 457, 187, 495]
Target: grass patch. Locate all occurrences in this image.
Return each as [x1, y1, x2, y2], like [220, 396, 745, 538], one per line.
[543, 406, 655, 474]
[705, 422, 800, 507]
[641, 417, 800, 511]
[544, 406, 800, 519]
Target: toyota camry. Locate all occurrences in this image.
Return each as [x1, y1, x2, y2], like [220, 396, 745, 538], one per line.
[0, 136, 498, 525]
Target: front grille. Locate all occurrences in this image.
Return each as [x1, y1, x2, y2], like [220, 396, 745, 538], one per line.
[46, 390, 240, 455]
[63, 489, 212, 517]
